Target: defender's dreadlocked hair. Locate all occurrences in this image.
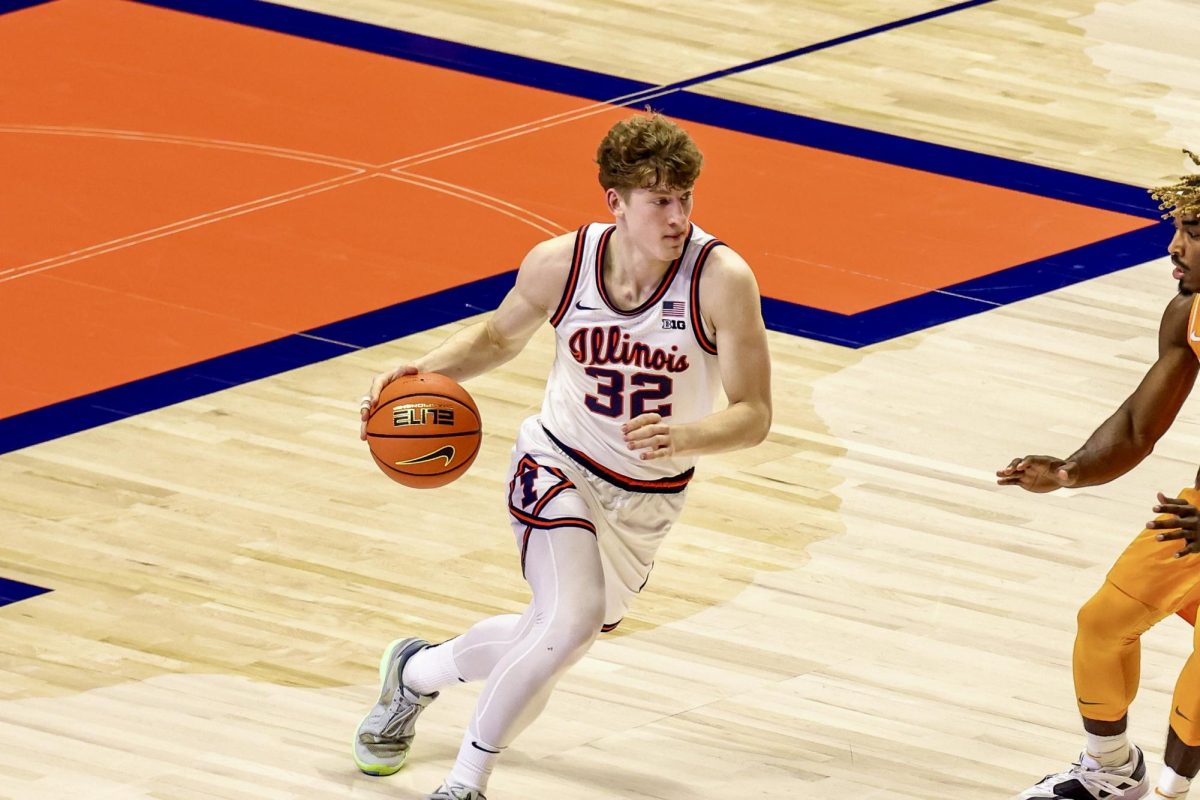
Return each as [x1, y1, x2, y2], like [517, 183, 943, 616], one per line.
[1150, 149, 1200, 219]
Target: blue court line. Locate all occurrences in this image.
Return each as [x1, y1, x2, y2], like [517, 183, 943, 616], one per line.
[1, 0, 1158, 216]
[126, 0, 1149, 218]
[0, 224, 1170, 456]
[665, 0, 999, 93]
[0, 274, 515, 454]
[0, 577, 52, 607]
[0, 0, 53, 12]
[766, 224, 1170, 347]
[0, 0, 1168, 454]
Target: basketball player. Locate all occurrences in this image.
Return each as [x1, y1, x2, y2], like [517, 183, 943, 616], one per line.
[352, 113, 772, 800]
[998, 152, 1200, 800]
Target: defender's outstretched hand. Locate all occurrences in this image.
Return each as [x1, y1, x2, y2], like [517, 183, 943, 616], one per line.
[359, 364, 419, 440]
[996, 455, 1079, 493]
[1148, 491, 1200, 558]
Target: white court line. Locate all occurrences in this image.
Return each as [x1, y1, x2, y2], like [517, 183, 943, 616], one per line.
[1, 171, 370, 282]
[1, 75, 682, 282]
[763, 251, 1005, 308]
[383, 173, 562, 236]
[0, 124, 373, 170]
[0, 126, 375, 280]
[3, 168, 569, 284]
[390, 170, 566, 234]
[389, 86, 682, 170]
[0, 173, 376, 284]
[380, 82, 681, 169]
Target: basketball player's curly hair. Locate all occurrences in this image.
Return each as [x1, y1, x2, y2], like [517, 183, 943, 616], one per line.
[1150, 149, 1200, 219]
[596, 113, 703, 194]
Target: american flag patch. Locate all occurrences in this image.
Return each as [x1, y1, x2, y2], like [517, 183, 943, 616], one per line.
[661, 301, 685, 318]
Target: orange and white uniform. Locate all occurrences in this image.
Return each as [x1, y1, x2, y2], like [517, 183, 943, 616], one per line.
[504, 222, 724, 630]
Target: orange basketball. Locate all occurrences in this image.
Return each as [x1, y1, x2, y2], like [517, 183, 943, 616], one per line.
[365, 373, 482, 489]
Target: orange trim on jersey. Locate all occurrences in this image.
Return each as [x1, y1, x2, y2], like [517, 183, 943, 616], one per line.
[549, 225, 589, 327]
[1188, 294, 1200, 362]
[689, 238, 723, 355]
[541, 424, 693, 493]
[595, 224, 691, 316]
[509, 506, 596, 534]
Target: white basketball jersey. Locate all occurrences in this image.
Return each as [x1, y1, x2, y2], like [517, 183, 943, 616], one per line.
[539, 222, 723, 492]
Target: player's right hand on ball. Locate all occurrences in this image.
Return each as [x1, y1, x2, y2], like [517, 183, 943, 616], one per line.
[995, 455, 1078, 493]
[359, 365, 419, 440]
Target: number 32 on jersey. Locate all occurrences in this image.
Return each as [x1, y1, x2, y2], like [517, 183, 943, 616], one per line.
[584, 368, 671, 419]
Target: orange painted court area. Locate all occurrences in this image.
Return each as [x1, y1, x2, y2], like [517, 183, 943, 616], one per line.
[0, 0, 1154, 420]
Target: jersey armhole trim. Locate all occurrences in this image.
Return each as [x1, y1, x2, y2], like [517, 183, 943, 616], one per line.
[550, 225, 588, 327]
[1189, 293, 1200, 344]
[690, 239, 723, 354]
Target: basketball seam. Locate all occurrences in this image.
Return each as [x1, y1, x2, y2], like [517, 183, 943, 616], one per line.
[367, 392, 480, 426]
[366, 430, 482, 439]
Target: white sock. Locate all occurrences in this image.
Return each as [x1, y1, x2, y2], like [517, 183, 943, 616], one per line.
[1086, 731, 1131, 767]
[1156, 766, 1192, 798]
[401, 640, 464, 696]
[447, 729, 503, 793]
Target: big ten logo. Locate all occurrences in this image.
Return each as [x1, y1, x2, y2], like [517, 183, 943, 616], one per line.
[393, 403, 455, 427]
[661, 319, 686, 330]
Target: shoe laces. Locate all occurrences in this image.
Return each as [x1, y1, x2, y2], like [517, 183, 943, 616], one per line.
[1044, 757, 1133, 797]
[376, 693, 420, 737]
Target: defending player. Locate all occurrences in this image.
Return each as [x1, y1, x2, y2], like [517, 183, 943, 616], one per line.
[998, 151, 1200, 800]
[352, 113, 772, 800]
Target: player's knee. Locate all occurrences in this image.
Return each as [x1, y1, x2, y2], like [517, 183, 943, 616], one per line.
[1077, 594, 1106, 640]
[548, 598, 604, 661]
[1077, 593, 1119, 645]
[1076, 587, 1142, 648]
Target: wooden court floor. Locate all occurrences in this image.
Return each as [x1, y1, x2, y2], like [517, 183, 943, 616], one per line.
[4, 1, 1200, 798]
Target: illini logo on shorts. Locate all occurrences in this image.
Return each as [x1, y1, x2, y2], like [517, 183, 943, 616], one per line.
[661, 300, 686, 330]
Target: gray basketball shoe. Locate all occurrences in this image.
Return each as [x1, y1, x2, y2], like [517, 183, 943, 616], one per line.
[424, 782, 486, 800]
[353, 637, 438, 776]
[1013, 746, 1148, 799]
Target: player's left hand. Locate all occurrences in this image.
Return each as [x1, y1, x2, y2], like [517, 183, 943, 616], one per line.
[1148, 491, 1200, 558]
[623, 413, 675, 460]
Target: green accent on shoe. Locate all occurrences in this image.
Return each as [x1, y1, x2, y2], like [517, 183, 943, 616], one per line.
[352, 637, 439, 776]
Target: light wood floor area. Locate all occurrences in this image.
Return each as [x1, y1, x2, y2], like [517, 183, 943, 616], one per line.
[5, 1, 1200, 799]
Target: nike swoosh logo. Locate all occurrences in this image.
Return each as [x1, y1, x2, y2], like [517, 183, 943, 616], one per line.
[575, 301, 599, 311]
[1078, 698, 1105, 705]
[396, 445, 455, 467]
[1177, 705, 1192, 721]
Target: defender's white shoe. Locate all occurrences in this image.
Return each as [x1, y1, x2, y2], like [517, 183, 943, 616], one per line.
[1014, 747, 1148, 799]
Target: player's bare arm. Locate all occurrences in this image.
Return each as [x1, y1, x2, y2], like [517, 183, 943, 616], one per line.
[624, 247, 772, 459]
[359, 235, 572, 439]
[996, 292, 1199, 492]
